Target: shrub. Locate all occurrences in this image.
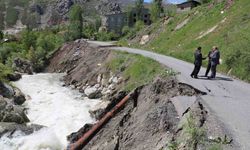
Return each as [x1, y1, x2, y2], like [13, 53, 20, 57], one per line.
[122, 26, 130, 36]
[6, 7, 19, 27]
[82, 24, 96, 39]
[21, 29, 37, 50]
[67, 5, 83, 41]
[135, 20, 144, 31]
[0, 30, 3, 40]
[0, 63, 13, 82]
[96, 31, 119, 41]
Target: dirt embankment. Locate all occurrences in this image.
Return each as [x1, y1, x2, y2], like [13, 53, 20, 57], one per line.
[47, 40, 234, 150]
[47, 39, 112, 87]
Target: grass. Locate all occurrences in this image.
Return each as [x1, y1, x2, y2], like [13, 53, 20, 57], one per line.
[106, 51, 171, 91]
[166, 112, 206, 150]
[127, 0, 250, 82]
[184, 113, 206, 149]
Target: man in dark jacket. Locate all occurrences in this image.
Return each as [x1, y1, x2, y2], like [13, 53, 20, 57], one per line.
[209, 47, 220, 79]
[191, 47, 206, 79]
[205, 47, 215, 77]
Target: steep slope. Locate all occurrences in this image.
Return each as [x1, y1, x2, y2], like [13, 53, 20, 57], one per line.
[129, 0, 250, 82]
[0, 0, 135, 31]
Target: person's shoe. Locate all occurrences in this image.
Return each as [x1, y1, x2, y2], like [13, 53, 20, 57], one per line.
[194, 76, 198, 79]
[190, 74, 194, 78]
[207, 76, 214, 79]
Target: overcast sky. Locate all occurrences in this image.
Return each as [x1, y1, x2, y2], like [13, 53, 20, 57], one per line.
[144, 0, 186, 4]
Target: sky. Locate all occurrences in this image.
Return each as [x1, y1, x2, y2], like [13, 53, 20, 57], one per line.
[144, 0, 187, 4]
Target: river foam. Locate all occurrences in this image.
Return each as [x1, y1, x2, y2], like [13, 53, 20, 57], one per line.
[0, 73, 100, 150]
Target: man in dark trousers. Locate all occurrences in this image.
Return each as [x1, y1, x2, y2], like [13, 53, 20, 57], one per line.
[205, 47, 215, 77]
[209, 47, 220, 79]
[191, 47, 206, 79]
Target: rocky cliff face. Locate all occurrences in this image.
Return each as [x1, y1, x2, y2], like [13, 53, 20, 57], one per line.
[0, 0, 135, 32]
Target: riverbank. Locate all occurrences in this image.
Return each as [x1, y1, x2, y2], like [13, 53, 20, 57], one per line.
[0, 39, 236, 150]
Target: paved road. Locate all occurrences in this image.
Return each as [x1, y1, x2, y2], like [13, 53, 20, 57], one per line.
[88, 41, 250, 150]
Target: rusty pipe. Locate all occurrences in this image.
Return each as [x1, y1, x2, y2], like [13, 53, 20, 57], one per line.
[68, 94, 131, 150]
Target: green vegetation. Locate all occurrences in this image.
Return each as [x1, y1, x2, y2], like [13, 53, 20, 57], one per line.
[184, 114, 206, 149]
[6, 7, 19, 27]
[0, 30, 3, 40]
[107, 51, 170, 91]
[150, 0, 164, 22]
[0, 63, 13, 82]
[135, 0, 144, 21]
[7, 0, 30, 7]
[167, 112, 206, 150]
[128, 0, 250, 82]
[0, 28, 64, 80]
[66, 5, 83, 41]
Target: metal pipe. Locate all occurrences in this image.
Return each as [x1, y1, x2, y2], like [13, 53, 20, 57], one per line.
[68, 94, 131, 150]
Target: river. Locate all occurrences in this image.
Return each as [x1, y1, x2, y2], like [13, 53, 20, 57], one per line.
[0, 73, 100, 150]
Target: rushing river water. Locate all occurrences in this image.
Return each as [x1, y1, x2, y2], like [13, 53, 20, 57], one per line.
[0, 73, 100, 150]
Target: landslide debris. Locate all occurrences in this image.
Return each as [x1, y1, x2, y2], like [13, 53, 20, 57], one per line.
[68, 77, 213, 150]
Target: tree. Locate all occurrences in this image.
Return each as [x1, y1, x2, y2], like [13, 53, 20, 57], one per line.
[21, 29, 37, 50]
[135, 0, 144, 21]
[67, 5, 83, 41]
[0, 30, 3, 41]
[150, 0, 164, 22]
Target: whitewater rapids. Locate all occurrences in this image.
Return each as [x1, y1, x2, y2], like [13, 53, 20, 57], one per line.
[0, 73, 100, 150]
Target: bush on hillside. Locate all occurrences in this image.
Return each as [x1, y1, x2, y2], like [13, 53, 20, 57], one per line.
[0, 63, 13, 82]
[6, 7, 19, 27]
[66, 5, 83, 41]
[225, 40, 250, 81]
[21, 30, 37, 50]
[82, 24, 96, 39]
[122, 26, 130, 36]
[96, 31, 119, 41]
[135, 20, 144, 31]
[0, 30, 3, 40]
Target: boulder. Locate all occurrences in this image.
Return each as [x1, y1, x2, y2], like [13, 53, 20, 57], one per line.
[6, 73, 22, 81]
[89, 101, 111, 120]
[12, 58, 33, 74]
[0, 82, 14, 98]
[0, 98, 29, 124]
[67, 123, 93, 143]
[13, 88, 26, 105]
[84, 86, 102, 99]
[0, 96, 7, 110]
[140, 35, 150, 45]
[0, 122, 44, 138]
[55, 0, 74, 15]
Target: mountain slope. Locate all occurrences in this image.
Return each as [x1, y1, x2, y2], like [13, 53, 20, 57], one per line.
[0, 0, 135, 31]
[128, 0, 250, 81]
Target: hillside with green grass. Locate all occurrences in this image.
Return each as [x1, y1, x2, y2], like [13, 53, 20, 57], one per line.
[126, 0, 250, 82]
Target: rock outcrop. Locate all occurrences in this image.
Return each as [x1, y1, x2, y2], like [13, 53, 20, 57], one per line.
[0, 82, 14, 98]
[0, 122, 43, 138]
[12, 58, 33, 74]
[0, 96, 29, 124]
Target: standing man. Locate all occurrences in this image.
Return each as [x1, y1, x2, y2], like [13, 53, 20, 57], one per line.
[209, 47, 220, 79]
[191, 47, 206, 79]
[205, 47, 214, 77]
